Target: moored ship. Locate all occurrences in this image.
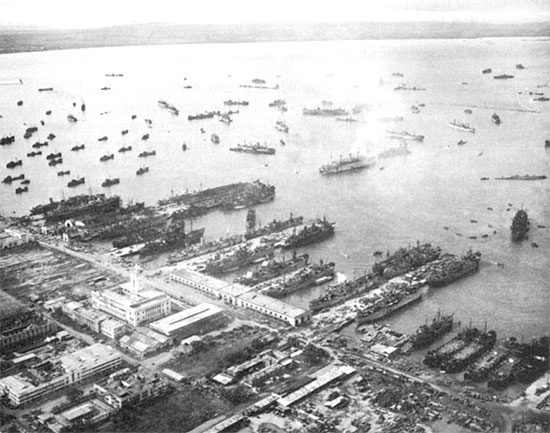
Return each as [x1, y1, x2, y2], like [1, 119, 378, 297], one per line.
[200, 243, 276, 275]
[495, 175, 547, 181]
[67, 177, 85, 188]
[275, 120, 289, 133]
[31, 194, 120, 222]
[422, 251, 481, 288]
[211, 134, 220, 144]
[511, 209, 529, 241]
[139, 223, 205, 257]
[409, 312, 454, 349]
[309, 273, 377, 312]
[245, 213, 303, 240]
[235, 252, 310, 286]
[102, 178, 120, 187]
[136, 167, 149, 176]
[303, 107, 349, 116]
[448, 120, 475, 133]
[282, 218, 335, 249]
[385, 130, 424, 141]
[229, 143, 276, 155]
[372, 242, 442, 279]
[319, 153, 374, 175]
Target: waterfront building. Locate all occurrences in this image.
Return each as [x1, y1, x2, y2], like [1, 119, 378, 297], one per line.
[149, 303, 224, 338]
[0, 343, 121, 406]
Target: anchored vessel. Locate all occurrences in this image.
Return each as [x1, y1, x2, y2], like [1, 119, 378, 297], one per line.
[282, 218, 335, 249]
[386, 130, 424, 141]
[102, 178, 120, 187]
[491, 113, 501, 125]
[320, 153, 374, 175]
[229, 143, 276, 155]
[67, 177, 85, 188]
[377, 142, 411, 159]
[422, 251, 481, 288]
[495, 175, 547, 181]
[448, 120, 475, 133]
[511, 210, 529, 241]
[303, 107, 349, 116]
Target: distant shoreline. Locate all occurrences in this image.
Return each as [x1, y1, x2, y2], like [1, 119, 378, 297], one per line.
[1, 21, 549, 55]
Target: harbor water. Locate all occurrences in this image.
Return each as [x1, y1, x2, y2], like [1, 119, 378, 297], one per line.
[0, 37, 548, 339]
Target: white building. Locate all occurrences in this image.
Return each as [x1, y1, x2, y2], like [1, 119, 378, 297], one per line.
[149, 303, 223, 337]
[91, 275, 170, 327]
[0, 343, 121, 406]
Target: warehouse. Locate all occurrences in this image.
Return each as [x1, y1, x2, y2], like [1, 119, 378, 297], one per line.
[149, 303, 223, 338]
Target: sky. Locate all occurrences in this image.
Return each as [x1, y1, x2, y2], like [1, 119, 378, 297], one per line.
[1, 0, 549, 29]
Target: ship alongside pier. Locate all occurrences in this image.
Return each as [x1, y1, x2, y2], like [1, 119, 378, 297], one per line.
[372, 243, 442, 280]
[245, 212, 303, 240]
[282, 218, 334, 249]
[235, 252, 309, 286]
[409, 312, 454, 350]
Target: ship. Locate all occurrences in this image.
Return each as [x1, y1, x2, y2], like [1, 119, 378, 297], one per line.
[245, 214, 304, 240]
[448, 120, 475, 133]
[166, 234, 243, 264]
[511, 209, 529, 241]
[67, 114, 78, 122]
[71, 144, 85, 151]
[516, 64, 525, 70]
[282, 218, 335, 249]
[385, 130, 425, 141]
[261, 261, 335, 298]
[464, 345, 510, 382]
[224, 100, 249, 106]
[67, 177, 85, 188]
[32, 141, 48, 148]
[252, 78, 266, 84]
[6, 159, 22, 169]
[141, 134, 149, 141]
[98, 136, 108, 142]
[47, 133, 56, 140]
[491, 113, 501, 125]
[219, 114, 232, 124]
[27, 151, 42, 157]
[409, 312, 454, 350]
[57, 170, 70, 177]
[309, 273, 377, 312]
[424, 328, 497, 372]
[46, 152, 62, 160]
[336, 117, 358, 122]
[31, 194, 121, 222]
[170, 204, 208, 220]
[235, 252, 310, 286]
[118, 146, 132, 153]
[211, 134, 220, 144]
[533, 96, 549, 102]
[320, 153, 374, 175]
[377, 142, 411, 159]
[20, 179, 30, 185]
[200, 243, 276, 275]
[422, 251, 481, 288]
[482, 68, 492, 74]
[136, 167, 149, 175]
[372, 242, 442, 279]
[121, 129, 128, 135]
[356, 281, 424, 324]
[139, 223, 205, 257]
[303, 107, 349, 116]
[268, 99, 286, 108]
[275, 121, 289, 133]
[2, 174, 25, 184]
[229, 143, 276, 155]
[48, 158, 62, 166]
[494, 74, 514, 79]
[15, 186, 28, 194]
[138, 151, 156, 158]
[100, 154, 114, 162]
[38, 87, 53, 92]
[188, 112, 215, 121]
[0, 135, 15, 145]
[495, 175, 547, 181]
[102, 178, 120, 187]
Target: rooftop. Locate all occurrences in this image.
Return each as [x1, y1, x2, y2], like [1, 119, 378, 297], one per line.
[150, 303, 222, 335]
[238, 291, 306, 319]
[59, 343, 120, 372]
[171, 268, 231, 292]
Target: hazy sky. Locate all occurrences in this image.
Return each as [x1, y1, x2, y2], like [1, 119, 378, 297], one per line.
[1, 0, 549, 29]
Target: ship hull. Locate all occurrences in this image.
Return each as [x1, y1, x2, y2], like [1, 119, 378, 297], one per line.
[356, 291, 422, 325]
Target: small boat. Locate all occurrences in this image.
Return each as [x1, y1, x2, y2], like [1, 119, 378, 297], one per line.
[200, 128, 205, 134]
[98, 136, 108, 141]
[48, 158, 62, 166]
[38, 87, 53, 92]
[138, 150, 156, 158]
[67, 114, 77, 122]
[15, 186, 28, 194]
[81, 104, 86, 112]
[481, 234, 488, 238]
[47, 133, 56, 140]
[457, 140, 467, 145]
[131, 114, 137, 119]
[100, 154, 114, 162]
[27, 151, 42, 157]
[516, 64, 525, 70]
[45, 110, 52, 115]
[6, 159, 22, 169]
[20, 179, 30, 185]
[136, 167, 149, 175]
[211, 134, 220, 144]
[17, 100, 23, 106]
[142, 134, 150, 140]
[480, 177, 490, 181]
[71, 144, 85, 151]
[470, 219, 478, 223]
[118, 146, 132, 153]
[482, 68, 492, 74]
[491, 113, 501, 125]
[487, 207, 493, 211]
[102, 178, 120, 187]
[121, 129, 129, 135]
[67, 177, 85, 188]
[494, 74, 514, 80]
[531, 242, 539, 248]
[101, 87, 111, 91]
[182, 143, 187, 151]
[57, 170, 70, 176]
[449, 120, 475, 133]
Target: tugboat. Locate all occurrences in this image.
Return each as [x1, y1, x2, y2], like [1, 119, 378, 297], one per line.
[448, 120, 475, 133]
[71, 144, 85, 151]
[282, 218, 335, 249]
[121, 129, 128, 135]
[511, 209, 529, 241]
[409, 312, 454, 349]
[320, 153, 374, 175]
[15, 186, 28, 194]
[482, 68, 492, 74]
[20, 179, 30, 185]
[224, 100, 249, 106]
[6, 159, 23, 169]
[136, 167, 149, 175]
[102, 178, 120, 187]
[211, 134, 220, 144]
[491, 113, 501, 125]
[67, 177, 85, 188]
[100, 154, 114, 162]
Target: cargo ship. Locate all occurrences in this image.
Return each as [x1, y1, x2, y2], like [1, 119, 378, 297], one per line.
[464, 345, 510, 382]
[261, 261, 335, 298]
[385, 130, 425, 141]
[269, 100, 286, 108]
[511, 209, 529, 241]
[491, 113, 501, 125]
[424, 328, 493, 370]
[319, 153, 374, 175]
[229, 143, 276, 155]
[409, 312, 454, 349]
[309, 273, 378, 312]
[32, 141, 48, 148]
[71, 144, 85, 151]
[0, 135, 15, 145]
[200, 243, 276, 275]
[48, 158, 62, 166]
[224, 100, 249, 106]
[282, 218, 335, 249]
[377, 142, 411, 159]
[100, 154, 114, 162]
[67, 114, 78, 122]
[46, 152, 62, 160]
[372, 242, 442, 280]
[235, 252, 310, 286]
[139, 223, 205, 257]
[6, 159, 22, 169]
[102, 178, 120, 187]
[244, 213, 303, 240]
[422, 251, 481, 288]
[31, 194, 120, 222]
[303, 107, 349, 116]
[442, 330, 496, 373]
[2, 174, 25, 184]
[188, 112, 215, 121]
[495, 175, 547, 181]
[158, 181, 276, 211]
[27, 151, 42, 157]
[166, 234, 243, 265]
[482, 68, 492, 74]
[15, 186, 28, 194]
[494, 74, 514, 79]
[67, 177, 85, 188]
[118, 146, 132, 153]
[448, 120, 475, 133]
[138, 151, 156, 158]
